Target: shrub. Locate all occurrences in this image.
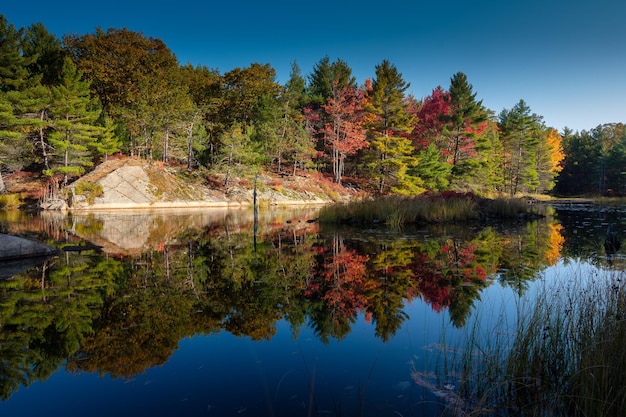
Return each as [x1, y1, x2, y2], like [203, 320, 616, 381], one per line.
[0, 193, 23, 209]
[73, 182, 104, 204]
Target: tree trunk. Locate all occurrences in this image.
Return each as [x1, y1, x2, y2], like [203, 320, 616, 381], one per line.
[0, 171, 5, 194]
[39, 109, 49, 170]
[187, 119, 195, 171]
[163, 127, 169, 163]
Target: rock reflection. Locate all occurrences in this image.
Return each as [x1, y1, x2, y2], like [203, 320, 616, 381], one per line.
[0, 208, 564, 399]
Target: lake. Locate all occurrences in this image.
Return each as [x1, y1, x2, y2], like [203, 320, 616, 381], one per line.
[0, 203, 625, 417]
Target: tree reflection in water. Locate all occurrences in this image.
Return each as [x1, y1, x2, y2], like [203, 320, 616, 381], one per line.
[0, 208, 566, 403]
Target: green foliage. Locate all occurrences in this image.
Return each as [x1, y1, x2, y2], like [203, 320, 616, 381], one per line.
[498, 99, 546, 195]
[0, 16, 33, 92]
[0, 193, 22, 208]
[72, 181, 103, 204]
[367, 60, 413, 136]
[307, 55, 356, 105]
[0, 14, 619, 198]
[366, 134, 422, 194]
[94, 116, 121, 160]
[214, 125, 266, 189]
[411, 143, 451, 191]
[46, 57, 102, 184]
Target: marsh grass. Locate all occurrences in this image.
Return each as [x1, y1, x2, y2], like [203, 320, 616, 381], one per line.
[439, 267, 626, 416]
[318, 193, 545, 226]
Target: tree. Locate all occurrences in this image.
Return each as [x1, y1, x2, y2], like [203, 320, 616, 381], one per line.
[307, 56, 356, 105]
[45, 58, 102, 185]
[443, 72, 488, 184]
[0, 16, 32, 92]
[498, 99, 543, 194]
[364, 60, 416, 193]
[366, 60, 412, 136]
[280, 62, 315, 174]
[215, 125, 265, 190]
[260, 63, 314, 174]
[306, 83, 368, 184]
[93, 116, 122, 161]
[554, 128, 600, 195]
[366, 133, 422, 194]
[221, 63, 282, 133]
[21, 22, 65, 87]
[179, 64, 223, 166]
[0, 92, 22, 192]
[64, 28, 179, 118]
[536, 128, 564, 193]
[411, 86, 451, 150]
[411, 143, 451, 192]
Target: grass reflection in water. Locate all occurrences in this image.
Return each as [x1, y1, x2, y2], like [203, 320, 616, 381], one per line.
[0, 207, 624, 416]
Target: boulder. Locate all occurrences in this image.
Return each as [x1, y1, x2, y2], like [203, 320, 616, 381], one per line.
[0, 233, 58, 261]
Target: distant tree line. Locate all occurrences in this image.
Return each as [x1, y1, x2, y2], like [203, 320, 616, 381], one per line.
[0, 15, 623, 196]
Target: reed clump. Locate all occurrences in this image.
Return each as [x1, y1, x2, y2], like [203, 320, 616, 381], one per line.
[444, 269, 626, 417]
[318, 192, 544, 226]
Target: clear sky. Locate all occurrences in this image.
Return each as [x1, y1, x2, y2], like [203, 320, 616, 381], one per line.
[3, 0, 625, 132]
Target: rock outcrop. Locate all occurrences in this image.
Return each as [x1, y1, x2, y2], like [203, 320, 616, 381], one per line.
[40, 157, 343, 211]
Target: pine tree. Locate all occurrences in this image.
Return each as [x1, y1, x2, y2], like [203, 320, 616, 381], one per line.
[364, 60, 416, 193]
[307, 56, 356, 105]
[94, 116, 122, 161]
[46, 58, 102, 185]
[0, 16, 32, 92]
[411, 144, 451, 192]
[21, 22, 65, 87]
[498, 99, 542, 195]
[0, 92, 22, 192]
[443, 72, 487, 184]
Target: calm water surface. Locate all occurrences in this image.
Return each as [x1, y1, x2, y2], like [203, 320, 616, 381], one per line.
[0, 204, 624, 417]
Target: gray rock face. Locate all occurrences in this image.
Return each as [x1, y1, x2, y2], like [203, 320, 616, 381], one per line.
[0, 233, 58, 261]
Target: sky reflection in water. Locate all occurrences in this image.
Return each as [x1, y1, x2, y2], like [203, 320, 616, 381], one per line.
[0, 206, 623, 417]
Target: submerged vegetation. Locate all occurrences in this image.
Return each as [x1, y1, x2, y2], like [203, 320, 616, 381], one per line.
[318, 192, 547, 226]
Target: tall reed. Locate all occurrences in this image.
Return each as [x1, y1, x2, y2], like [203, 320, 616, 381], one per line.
[318, 194, 543, 226]
[437, 267, 626, 416]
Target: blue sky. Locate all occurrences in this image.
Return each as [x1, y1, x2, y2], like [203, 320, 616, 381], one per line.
[3, 0, 625, 132]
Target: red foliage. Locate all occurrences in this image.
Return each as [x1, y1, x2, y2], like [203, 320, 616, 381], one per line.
[304, 236, 370, 320]
[411, 86, 451, 149]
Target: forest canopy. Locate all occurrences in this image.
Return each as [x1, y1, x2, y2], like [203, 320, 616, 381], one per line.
[0, 15, 624, 197]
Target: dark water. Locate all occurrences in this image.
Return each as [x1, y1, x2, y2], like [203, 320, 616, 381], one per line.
[0, 204, 624, 417]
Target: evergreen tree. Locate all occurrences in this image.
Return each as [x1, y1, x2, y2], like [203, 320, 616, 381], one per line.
[554, 128, 599, 195]
[94, 116, 122, 161]
[366, 133, 422, 194]
[307, 56, 356, 105]
[364, 60, 416, 193]
[21, 22, 65, 87]
[215, 125, 265, 190]
[411, 144, 451, 192]
[268, 63, 314, 174]
[45, 58, 102, 185]
[0, 16, 32, 92]
[0, 92, 22, 192]
[443, 72, 487, 185]
[498, 100, 543, 194]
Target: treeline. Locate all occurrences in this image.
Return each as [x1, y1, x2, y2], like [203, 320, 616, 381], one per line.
[0, 15, 623, 197]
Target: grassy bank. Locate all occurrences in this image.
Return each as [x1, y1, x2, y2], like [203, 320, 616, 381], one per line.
[439, 267, 626, 417]
[318, 192, 546, 226]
